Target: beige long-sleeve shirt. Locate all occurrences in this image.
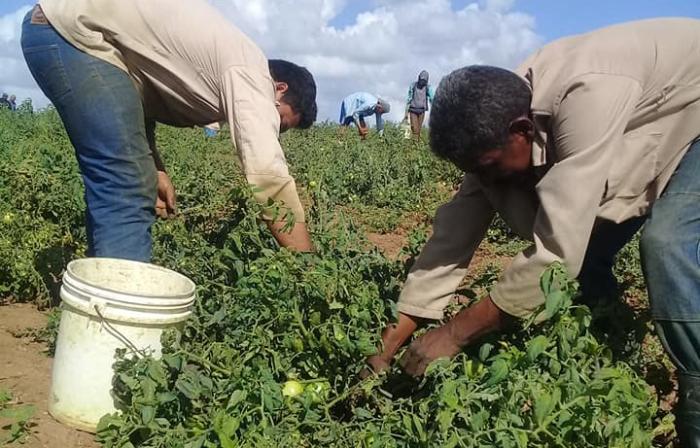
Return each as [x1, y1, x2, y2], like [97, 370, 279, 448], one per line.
[40, 0, 305, 223]
[399, 18, 700, 319]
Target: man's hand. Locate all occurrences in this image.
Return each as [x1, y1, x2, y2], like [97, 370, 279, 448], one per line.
[400, 295, 512, 377]
[156, 171, 177, 218]
[359, 313, 424, 379]
[399, 324, 462, 377]
[358, 124, 369, 139]
[268, 221, 314, 252]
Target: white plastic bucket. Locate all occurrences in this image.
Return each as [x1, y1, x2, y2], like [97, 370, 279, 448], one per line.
[48, 258, 196, 432]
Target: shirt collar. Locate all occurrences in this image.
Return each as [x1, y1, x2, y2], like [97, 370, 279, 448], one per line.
[530, 114, 549, 167]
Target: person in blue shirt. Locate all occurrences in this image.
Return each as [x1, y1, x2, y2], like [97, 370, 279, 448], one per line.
[405, 70, 435, 140]
[339, 92, 390, 139]
[203, 122, 220, 138]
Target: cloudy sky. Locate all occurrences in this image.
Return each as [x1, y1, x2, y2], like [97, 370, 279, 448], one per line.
[1, 0, 698, 122]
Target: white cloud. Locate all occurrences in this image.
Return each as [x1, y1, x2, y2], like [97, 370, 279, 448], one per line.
[0, 5, 50, 108]
[210, 0, 542, 122]
[0, 0, 542, 121]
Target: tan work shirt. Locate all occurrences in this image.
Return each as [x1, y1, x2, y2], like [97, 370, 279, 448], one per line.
[40, 0, 305, 222]
[399, 18, 700, 319]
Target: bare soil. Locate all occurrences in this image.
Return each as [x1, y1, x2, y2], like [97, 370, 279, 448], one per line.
[0, 303, 98, 448]
[366, 231, 407, 259]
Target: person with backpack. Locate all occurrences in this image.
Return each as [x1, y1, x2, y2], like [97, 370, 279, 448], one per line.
[404, 70, 435, 140]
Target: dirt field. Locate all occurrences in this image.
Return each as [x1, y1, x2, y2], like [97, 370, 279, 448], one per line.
[0, 303, 98, 448]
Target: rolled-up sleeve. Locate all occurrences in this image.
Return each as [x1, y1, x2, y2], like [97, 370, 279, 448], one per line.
[490, 74, 643, 318]
[221, 66, 305, 223]
[398, 175, 495, 320]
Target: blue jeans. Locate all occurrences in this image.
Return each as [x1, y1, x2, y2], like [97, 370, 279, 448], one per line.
[641, 138, 700, 445]
[641, 139, 700, 375]
[578, 139, 700, 378]
[578, 140, 700, 444]
[21, 12, 156, 262]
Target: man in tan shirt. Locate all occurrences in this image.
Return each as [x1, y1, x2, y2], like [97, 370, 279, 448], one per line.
[21, 0, 317, 261]
[367, 19, 700, 444]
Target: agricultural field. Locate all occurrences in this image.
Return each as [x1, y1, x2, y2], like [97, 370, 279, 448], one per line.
[0, 108, 677, 447]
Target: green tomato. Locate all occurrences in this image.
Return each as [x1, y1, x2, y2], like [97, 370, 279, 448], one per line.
[282, 380, 304, 398]
[309, 181, 318, 188]
[364, 434, 376, 447]
[305, 381, 330, 404]
[2, 213, 15, 224]
[292, 337, 304, 352]
[309, 311, 321, 326]
[333, 324, 345, 342]
[465, 360, 485, 379]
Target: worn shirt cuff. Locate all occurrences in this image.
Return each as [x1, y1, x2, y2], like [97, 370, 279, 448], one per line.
[490, 275, 545, 319]
[247, 174, 306, 223]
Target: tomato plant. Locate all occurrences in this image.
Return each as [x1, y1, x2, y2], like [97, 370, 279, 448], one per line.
[0, 109, 669, 447]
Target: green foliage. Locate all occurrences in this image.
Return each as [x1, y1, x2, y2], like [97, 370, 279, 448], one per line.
[0, 108, 85, 305]
[283, 123, 461, 230]
[95, 262, 657, 448]
[17, 307, 62, 357]
[0, 110, 661, 446]
[0, 389, 36, 445]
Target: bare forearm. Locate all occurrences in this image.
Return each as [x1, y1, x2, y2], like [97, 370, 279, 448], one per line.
[267, 221, 314, 252]
[446, 295, 513, 346]
[378, 313, 424, 359]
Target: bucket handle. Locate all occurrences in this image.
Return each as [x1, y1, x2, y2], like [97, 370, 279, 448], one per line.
[93, 304, 148, 359]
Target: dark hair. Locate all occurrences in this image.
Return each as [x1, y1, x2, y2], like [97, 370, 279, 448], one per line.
[429, 65, 531, 169]
[268, 59, 317, 129]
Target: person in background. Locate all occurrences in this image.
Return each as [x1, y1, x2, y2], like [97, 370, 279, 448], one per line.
[365, 18, 700, 446]
[405, 70, 435, 140]
[203, 122, 220, 138]
[8, 95, 17, 111]
[22, 0, 318, 262]
[0, 93, 10, 110]
[339, 92, 390, 139]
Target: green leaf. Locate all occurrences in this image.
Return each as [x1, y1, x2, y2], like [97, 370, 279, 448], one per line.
[147, 360, 167, 385]
[175, 377, 200, 400]
[412, 414, 426, 441]
[140, 377, 156, 403]
[526, 335, 549, 362]
[140, 405, 155, 425]
[486, 359, 509, 386]
[533, 391, 553, 426]
[0, 404, 35, 422]
[479, 342, 494, 362]
[544, 290, 567, 319]
[226, 390, 247, 409]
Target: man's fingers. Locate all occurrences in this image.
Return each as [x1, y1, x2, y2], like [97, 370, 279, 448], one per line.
[156, 196, 171, 218]
[400, 341, 431, 377]
[155, 206, 168, 219]
[360, 355, 390, 379]
[167, 192, 177, 213]
[399, 347, 419, 376]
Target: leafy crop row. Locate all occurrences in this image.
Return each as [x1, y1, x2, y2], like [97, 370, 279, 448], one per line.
[0, 109, 661, 446]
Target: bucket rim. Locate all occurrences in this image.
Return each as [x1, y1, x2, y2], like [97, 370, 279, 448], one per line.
[65, 257, 196, 300]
